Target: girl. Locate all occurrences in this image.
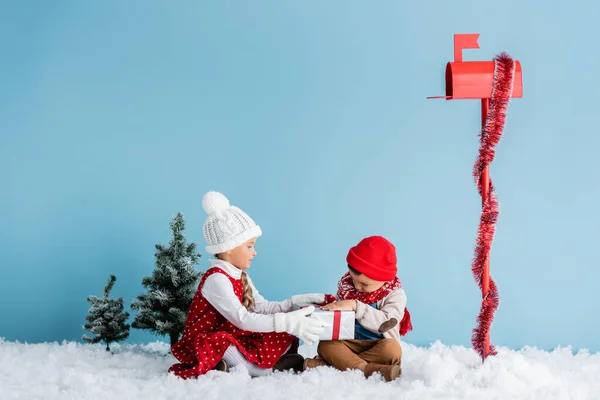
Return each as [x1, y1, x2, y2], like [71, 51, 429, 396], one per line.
[169, 191, 325, 379]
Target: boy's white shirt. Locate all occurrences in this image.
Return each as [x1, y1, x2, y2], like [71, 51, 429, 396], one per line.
[201, 259, 294, 332]
[352, 288, 407, 342]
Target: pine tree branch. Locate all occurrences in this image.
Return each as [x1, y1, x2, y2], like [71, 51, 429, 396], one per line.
[104, 275, 117, 298]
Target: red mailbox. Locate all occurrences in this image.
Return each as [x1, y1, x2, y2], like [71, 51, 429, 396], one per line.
[430, 34, 523, 100]
[428, 34, 522, 363]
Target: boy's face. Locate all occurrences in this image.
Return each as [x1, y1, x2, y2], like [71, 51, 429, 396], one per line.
[348, 269, 386, 293]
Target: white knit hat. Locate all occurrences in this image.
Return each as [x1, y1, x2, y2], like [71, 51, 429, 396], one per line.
[202, 191, 262, 254]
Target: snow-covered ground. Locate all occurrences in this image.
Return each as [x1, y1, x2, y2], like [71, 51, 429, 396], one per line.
[2, 338, 599, 400]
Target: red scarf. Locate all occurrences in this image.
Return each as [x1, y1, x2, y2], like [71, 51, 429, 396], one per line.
[336, 272, 412, 336]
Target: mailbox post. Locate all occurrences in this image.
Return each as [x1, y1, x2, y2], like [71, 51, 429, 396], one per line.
[428, 34, 522, 362]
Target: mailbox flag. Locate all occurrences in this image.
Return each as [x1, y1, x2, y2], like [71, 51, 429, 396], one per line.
[454, 34, 480, 62]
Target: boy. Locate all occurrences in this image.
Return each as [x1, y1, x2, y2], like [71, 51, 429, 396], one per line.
[303, 236, 412, 382]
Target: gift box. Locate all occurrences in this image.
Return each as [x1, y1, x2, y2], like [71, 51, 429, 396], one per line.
[293, 303, 355, 341]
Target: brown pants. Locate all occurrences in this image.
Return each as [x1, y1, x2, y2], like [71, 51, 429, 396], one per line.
[317, 339, 402, 371]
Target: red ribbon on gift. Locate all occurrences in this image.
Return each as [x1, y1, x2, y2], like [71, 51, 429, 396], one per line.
[301, 306, 342, 340]
[331, 310, 341, 340]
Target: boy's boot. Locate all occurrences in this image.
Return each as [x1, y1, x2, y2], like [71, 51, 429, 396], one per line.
[304, 357, 329, 369]
[363, 363, 402, 382]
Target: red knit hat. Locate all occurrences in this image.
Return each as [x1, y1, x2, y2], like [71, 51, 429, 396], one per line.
[346, 236, 397, 281]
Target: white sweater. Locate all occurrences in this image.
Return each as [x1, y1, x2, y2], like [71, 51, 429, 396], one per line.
[201, 259, 294, 332]
[353, 288, 407, 342]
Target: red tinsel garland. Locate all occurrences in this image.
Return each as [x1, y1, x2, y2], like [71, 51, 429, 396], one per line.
[471, 52, 516, 359]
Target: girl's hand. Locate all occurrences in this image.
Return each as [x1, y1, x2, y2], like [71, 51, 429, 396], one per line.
[320, 300, 357, 311]
[291, 293, 326, 305]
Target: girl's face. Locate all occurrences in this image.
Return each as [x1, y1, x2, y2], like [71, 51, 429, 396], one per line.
[349, 269, 386, 293]
[219, 238, 258, 270]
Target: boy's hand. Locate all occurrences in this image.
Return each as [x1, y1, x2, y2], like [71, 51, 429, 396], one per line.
[320, 300, 357, 311]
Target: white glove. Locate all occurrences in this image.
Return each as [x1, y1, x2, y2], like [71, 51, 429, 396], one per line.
[290, 293, 326, 305]
[274, 306, 325, 345]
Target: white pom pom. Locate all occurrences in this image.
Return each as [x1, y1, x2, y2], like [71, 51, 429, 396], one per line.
[202, 191, 231, 215]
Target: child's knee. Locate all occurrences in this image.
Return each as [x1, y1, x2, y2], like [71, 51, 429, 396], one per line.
[379, 339, 402, 364]
[317, 340, 338, 357]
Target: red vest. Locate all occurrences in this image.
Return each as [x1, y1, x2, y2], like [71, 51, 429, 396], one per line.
[169, 267, 296, 379]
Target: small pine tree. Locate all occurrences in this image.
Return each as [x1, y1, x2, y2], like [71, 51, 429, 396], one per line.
[131, 212, 203, 346]
[82, 275, 131, 352]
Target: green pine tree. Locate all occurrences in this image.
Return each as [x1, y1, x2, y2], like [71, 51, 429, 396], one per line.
[131, 212, 203, 346]
[82, 275, 131, 352]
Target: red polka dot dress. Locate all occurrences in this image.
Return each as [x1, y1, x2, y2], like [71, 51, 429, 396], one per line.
[169, 267, 296, 379]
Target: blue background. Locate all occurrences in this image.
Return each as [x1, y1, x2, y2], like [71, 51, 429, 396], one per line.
[2, 1, 598, 352]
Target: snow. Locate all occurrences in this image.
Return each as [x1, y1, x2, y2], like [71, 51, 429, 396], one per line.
[2, 338, 599, 400]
